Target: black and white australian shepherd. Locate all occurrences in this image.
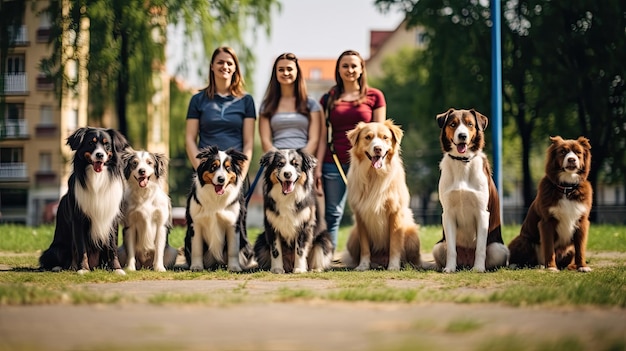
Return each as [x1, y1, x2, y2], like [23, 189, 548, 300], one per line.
[508, 136, 593, 272]
[118, 150, 178, 271]
[39, 127, 129, 274]
[433, 109, 509, 272]
[253, 149, 333, 273]
[184, 146, 256, 272]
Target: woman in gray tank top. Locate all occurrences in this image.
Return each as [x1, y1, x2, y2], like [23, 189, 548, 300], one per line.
[258, 53, 323, 156]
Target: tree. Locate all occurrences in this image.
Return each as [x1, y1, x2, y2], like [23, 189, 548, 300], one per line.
[376, 0, 626, 215]
[41, 0, 279, 141]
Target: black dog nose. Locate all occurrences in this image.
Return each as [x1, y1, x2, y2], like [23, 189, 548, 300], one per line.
[95, 152, 104, 159]
[283, 171, 292, 179]
[138, 168, 146, 176]
[217, 176, 225, 184]
[567, 157, 576, 163]
[374, 146, 382, 154]
[458, 133, 467, 141]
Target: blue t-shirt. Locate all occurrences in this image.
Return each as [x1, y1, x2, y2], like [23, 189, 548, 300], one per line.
[186, 91, 256, 151]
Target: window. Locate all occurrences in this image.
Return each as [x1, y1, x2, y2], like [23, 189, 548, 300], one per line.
[39, 152, 52, 172]
[40, 105, 53, 125]
[0, 148, 23, 163]
[6, 103, 24, 120]
[310, 68, 322, 80]
[6, 55, 25, 74]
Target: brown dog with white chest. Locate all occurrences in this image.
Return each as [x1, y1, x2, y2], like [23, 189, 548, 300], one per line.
[508, 136, 593, 272]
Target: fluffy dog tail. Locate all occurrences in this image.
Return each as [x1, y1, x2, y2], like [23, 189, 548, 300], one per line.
[308, 231, 334, 272]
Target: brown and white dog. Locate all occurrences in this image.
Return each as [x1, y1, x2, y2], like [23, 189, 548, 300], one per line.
[118, 150, 178, 271]
[343, 120, 422, 271]
[433, 108, 509, 272]
[508, 136, 593, 272]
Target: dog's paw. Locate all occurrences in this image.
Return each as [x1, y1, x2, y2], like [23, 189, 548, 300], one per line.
[228, 264, 242, 273]
[114, 269, 126, 276]
[154, 265, 167, 272]
[271, 267, 285, 274]
[443, 265, 456, 273]
[189, 264, 204, 272]
[387, 263, 401, 271]
[126, 265, 136, 272]
[293, 267, 307, 274]
[472, 265, 486, 273]
[545, 266, 559, 272]
[51, 266, 62, 273]
[355, 263, 370, 271]
[77, 269, 89, 275]
[578, 266, 592, 273]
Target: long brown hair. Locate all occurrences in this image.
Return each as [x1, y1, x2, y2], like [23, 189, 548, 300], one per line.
[204, 46, 245, 99]
[326, 50, 369, 110]
[260, 53, 310, 119]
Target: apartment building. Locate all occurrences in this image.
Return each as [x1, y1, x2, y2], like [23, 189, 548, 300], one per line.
[1, 1, 88, 225]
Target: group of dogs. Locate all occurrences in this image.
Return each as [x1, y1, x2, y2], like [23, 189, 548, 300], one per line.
[39, 108, 594, 275]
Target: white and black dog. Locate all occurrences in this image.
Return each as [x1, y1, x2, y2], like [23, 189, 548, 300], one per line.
[118, 150, 178, 271]
[39, 127, 129, 274]
[184, 146, 256, 272]
[254, 149, 333, 273]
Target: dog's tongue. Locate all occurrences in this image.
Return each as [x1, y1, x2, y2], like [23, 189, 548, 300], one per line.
[371, 156, 383, 169]
[214, 184, 225, 195]
[93, 161, 104, 173]
[457, 143, 467, 154]
[138, 177, 148, 188]
[282, 181, 295, 194]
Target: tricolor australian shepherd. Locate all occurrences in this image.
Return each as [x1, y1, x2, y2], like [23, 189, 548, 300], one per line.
[508, 136, 593, 272]
[433, 108, 509, 272]
[253, 149, 333, 273]
[184, 146, 256, 272]
[118, 150, 178, 271]
[39, 127, 129, 274]
[343, 120, 422, 271]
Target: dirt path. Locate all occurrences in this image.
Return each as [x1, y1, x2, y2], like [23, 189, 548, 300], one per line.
[1, 279, 625, 351]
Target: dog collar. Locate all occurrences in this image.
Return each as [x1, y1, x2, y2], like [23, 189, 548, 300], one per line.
[448, 154, 474, 163]
[554, 182, 579, 197]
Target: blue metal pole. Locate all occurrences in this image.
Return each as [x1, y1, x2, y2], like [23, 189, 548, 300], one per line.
[491, 0, 503, 220]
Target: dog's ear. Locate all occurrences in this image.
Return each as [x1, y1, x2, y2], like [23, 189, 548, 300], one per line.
[549, 136, 564, 145]
[470, 109, 488, 131]
[107, 128, 130, 153]
[196, 145, 219, 160]
[226, 148, 248, 167]
[346, 122, 365, 147]
[577, 136, 591, 151]
[385, 119, 404, 146]
[436, 108, 455, 128]
[260, 150, 276, 168]
[154, 152, 169, 178]
[297, 149, 317, 171]
[66, 127, 90, 150]
[121, 150, 135, 180]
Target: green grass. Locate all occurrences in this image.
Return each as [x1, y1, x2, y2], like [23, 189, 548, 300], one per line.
[1, 224, 625, 307]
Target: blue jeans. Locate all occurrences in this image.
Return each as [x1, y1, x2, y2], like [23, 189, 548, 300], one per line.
[322, 162, 349, 248]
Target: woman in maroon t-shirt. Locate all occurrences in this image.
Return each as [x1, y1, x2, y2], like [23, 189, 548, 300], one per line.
[316, 50, 386, 249]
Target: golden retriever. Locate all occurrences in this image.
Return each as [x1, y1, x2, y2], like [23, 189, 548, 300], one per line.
[342, 120, 422, 271]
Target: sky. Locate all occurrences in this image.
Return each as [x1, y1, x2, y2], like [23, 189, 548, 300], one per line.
[166, 0, 405, 104]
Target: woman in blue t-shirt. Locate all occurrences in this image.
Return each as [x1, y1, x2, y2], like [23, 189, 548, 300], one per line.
[258, 52, 323, 156]
[185, 46, 256, 177]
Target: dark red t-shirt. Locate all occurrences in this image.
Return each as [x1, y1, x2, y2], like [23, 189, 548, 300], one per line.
[321, 88, 386, 164]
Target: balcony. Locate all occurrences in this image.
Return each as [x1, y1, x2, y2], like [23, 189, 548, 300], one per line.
[3, 73, 28, 94]
[36, 27, 51, 43]
[1, 120, 29, 139]
[0, 163, 28, 181]
[36, 75, 54, 91]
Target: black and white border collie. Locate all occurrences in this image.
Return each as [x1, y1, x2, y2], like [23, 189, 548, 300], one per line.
[40, 127, 129, 274]
[118, 150, 178, 271]
[254, 149, 333, 273]
[184, 146, 256, 272]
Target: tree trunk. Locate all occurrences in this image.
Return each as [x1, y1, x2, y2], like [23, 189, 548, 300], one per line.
[116, 30, 129, 137]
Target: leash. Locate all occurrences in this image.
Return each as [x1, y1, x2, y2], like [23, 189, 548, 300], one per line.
[324, 91, 348, 185]
[245, 165, 265, 207]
